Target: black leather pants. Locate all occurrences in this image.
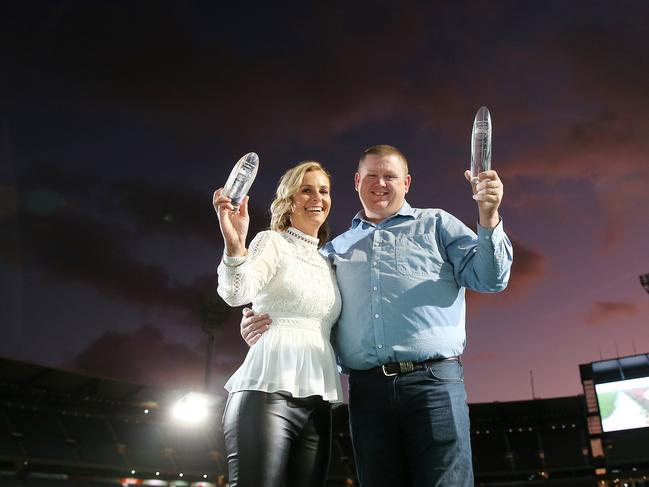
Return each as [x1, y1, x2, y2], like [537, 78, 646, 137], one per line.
[222, 390, 332, 487]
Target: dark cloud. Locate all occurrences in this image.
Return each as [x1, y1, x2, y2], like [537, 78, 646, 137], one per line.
[5, 1, 648, 145]
[9, 164, 268, 240]
[0, 164, 272, 322]
[1, 211, 241, 331]
[556, 4, 649, 101]
[109, 177, 270, 239]
[467, 237, 545, 309]
[65, 317, 250, 393]
[64, 314, 335, 399]
[0, 2, 565, 147]
[508, 238, 545, 289]
[494, 3, 649, 225]
[1, 221, 182, 332]
[67, 324, 206, 390]
[585, 301, 638, 326]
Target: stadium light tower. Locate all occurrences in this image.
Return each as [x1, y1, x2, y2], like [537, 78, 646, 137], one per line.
[640, 273, 649, 295]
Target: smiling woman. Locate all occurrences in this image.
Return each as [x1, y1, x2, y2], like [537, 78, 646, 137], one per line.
[285, 170, 331, 238]
[212, 160, 341, 487]
[269, 161, 332, 247]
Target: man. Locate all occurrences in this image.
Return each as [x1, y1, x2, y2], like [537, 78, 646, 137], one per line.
[240, 145, 513, 486]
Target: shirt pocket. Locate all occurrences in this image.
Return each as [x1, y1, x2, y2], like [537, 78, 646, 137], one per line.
[396, 234, 445, 278]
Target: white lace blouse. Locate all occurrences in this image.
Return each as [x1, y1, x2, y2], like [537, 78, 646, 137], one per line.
[217, 227, 343, 403]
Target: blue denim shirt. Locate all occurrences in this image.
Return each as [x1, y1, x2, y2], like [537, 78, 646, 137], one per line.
[321, 201, 513, 371]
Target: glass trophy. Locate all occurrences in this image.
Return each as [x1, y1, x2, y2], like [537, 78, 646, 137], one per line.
[470, 106, 492, 184]
[223, 152, 259, 209]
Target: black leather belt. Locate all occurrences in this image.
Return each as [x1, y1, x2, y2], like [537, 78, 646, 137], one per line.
[356, 356, 460, 377]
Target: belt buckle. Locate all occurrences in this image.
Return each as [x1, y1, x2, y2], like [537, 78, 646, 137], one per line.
[381, 364, 398, 377]
[381, 361, 415, 376]
[399, 361, 414, 373]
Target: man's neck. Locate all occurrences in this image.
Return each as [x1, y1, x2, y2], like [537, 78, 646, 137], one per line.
[362, 212, 392, 225]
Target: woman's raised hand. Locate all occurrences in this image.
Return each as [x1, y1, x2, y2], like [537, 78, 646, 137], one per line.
[213, 188, 249, 257]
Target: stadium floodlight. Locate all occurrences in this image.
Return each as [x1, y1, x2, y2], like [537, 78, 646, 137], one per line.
[640, 273, 649, 295]
[171, 392, 210, 425]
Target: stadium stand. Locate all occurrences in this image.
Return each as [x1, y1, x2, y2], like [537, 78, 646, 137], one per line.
[469, 396, 596, 484]
[60, 413, 125, 467]
[0, 357, 226, 486]
[2, 356, 649, 486]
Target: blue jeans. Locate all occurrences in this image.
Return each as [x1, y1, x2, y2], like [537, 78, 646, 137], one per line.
[348, 359, 473, 487]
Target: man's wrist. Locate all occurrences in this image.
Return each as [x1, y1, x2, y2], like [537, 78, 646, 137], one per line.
[478, 214, 502, 230]
[479, 211, 500, 229]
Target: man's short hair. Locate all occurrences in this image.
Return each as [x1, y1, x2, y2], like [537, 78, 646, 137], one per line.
[358, 144, 409, 174]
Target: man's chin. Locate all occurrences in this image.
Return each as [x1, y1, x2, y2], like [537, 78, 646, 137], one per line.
[369, 200, 390, 209]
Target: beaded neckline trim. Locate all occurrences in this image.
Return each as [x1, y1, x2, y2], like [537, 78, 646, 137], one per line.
[286, 227, 319, 247]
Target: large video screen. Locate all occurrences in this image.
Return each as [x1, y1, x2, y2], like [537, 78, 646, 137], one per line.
[595, 376, 649, 432]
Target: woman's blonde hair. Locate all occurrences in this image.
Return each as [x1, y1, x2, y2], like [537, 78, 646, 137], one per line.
[270, 161, 331, 247]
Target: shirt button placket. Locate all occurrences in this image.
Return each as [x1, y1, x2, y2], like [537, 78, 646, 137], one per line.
[371, 230, 386, 361]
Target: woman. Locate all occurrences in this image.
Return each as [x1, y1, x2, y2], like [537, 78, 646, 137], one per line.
[213, 161, 342, 487]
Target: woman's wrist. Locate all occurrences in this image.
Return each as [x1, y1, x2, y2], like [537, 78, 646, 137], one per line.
[225, 244, 246, 257]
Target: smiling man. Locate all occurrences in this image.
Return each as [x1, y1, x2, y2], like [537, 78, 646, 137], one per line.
[354, 151, 411, 222]
[241, 144, 513, 486]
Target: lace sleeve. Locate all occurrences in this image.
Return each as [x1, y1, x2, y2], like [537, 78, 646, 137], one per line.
[217, 231, 282, 306]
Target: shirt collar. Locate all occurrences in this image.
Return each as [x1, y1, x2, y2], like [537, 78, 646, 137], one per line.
[285, 226, 320, 247]
[351, 200, 416, 228]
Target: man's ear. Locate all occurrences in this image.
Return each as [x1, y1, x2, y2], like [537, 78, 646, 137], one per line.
[354, 172, 360, 191]
[404, 174, 411, 193]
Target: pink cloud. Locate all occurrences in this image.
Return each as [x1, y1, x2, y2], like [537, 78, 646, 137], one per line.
[464, 351, 498, 364]
[585, 301, 639, 326]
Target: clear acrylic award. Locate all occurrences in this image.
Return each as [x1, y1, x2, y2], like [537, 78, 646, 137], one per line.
[470, 106, 492, 184]
[223, 152, 259, 208]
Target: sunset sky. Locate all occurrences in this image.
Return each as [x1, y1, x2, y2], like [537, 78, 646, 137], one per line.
[1, 1, 648, 404]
